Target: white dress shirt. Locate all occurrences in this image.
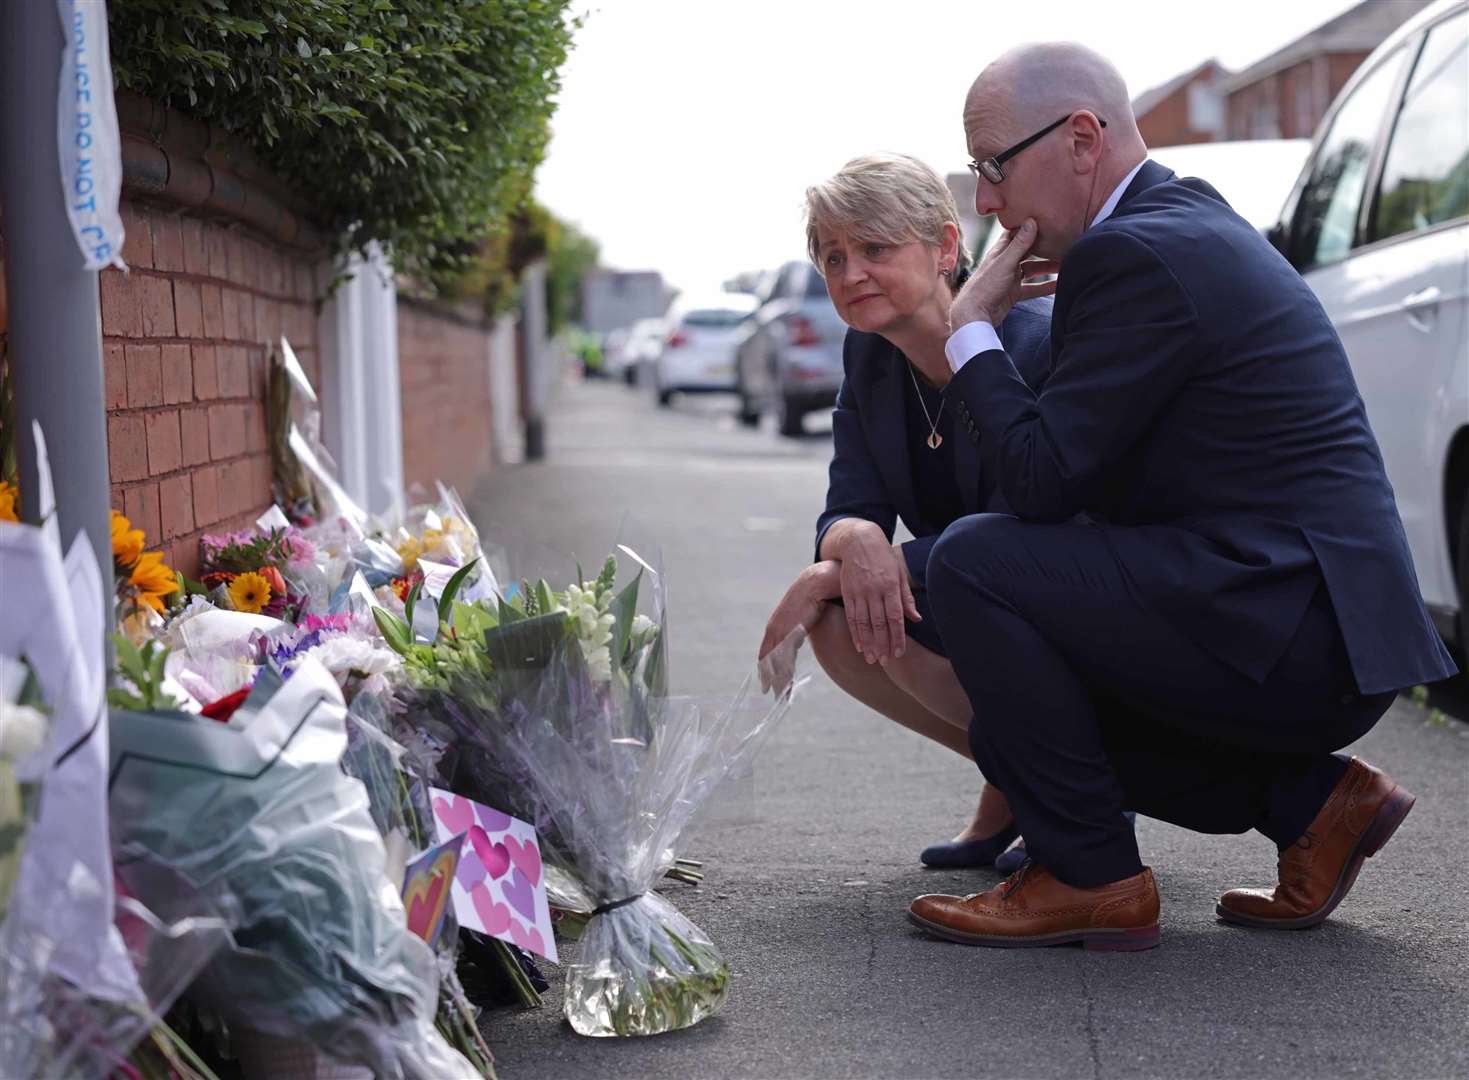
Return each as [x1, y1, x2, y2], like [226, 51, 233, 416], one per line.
[945, 158, 1150, 373]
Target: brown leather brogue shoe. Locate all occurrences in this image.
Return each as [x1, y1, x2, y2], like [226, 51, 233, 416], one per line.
[908, 862, 1160, 951]
[1217, 757, 1416, 930]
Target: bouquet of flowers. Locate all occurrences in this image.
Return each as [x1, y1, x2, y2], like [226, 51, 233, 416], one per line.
[376, 546, 808, 1036]
[111, 509, 180, 642]
[108, 656, 478, 1079]
[2, 431, 226, 1079]
[199, 517, 318, 621]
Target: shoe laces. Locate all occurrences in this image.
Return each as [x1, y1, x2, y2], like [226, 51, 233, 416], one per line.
[1000, 857, 1035, 900]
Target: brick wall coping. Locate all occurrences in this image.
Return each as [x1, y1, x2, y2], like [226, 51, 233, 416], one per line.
[117, 90, 326, 254]
[396, 290, 491, 330]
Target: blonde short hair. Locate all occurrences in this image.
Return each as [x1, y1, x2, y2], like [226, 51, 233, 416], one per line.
[805, 153, 971, 287]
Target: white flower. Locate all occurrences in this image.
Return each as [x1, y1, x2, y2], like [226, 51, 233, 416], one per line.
[562, 582, 620, 682]
[631, 614, 655, 637]
[584, 646, 613, 682]
[0, 702, 48, 759]
[303, 636, 400, 678]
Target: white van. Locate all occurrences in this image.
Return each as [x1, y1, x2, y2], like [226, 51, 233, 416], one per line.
[1268, 0, 1469, 655]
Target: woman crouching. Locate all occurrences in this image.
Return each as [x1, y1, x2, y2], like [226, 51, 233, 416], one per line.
[759, 152, 1053, 869]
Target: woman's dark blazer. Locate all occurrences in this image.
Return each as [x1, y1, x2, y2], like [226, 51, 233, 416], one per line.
[813, 297, 1054, 587]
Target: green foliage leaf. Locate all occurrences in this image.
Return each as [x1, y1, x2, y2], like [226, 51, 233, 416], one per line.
[609, 571, 641, 668]
[372, 606, 412, 656]
[437, 557, 480, 625]
[403, 578, 424, 632]
[113, 634, 147, 687]
[109, 634, 183, 711]
[106, 0, 583, 302]
[452, 600, 495, 639]
[535, 578, 556, 618]
[106, 688, 148, 711]
[596, 555, 617, 596]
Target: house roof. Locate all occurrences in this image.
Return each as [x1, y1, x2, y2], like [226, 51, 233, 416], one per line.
[1222, 0, 1435, 93]
[1132, 59, 1227, 118]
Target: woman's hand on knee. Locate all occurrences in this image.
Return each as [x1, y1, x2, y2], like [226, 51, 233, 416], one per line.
[759, 562, 838, 661]
[759, 562, 839, 692]
[839, 531, 920, 665]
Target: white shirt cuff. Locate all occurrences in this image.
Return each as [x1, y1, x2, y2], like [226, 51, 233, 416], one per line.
[945, 321, 1003, 373]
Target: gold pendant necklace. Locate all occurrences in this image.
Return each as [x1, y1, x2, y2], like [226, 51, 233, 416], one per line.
[907, 361, 944, 450]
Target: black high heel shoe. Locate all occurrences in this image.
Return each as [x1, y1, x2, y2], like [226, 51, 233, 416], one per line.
[919, 822, 1021, 868]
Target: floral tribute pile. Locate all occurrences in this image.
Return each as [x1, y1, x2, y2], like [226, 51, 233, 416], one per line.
[0, 340, 808, 1079]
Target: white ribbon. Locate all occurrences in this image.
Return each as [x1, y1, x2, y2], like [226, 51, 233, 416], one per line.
[55, 0, 127, 271]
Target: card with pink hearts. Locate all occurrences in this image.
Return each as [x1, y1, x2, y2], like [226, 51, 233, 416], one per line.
[428, 787, 558, 963]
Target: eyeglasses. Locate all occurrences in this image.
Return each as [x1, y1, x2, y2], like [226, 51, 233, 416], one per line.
[967, 113, 1107, 184]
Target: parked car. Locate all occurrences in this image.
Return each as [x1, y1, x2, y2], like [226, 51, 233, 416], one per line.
[972, 138, 1309, 263]
[597, 326, 631, 381]
[653, 293, 759, 405]
[1150, 138, 1312, 231]
[621, 316, 667, 387]
[733, 260, 846, 436]
[1267, 0, 1469, 654]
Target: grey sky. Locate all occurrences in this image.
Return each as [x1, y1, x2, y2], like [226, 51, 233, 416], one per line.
[535, 0, 1370, 297]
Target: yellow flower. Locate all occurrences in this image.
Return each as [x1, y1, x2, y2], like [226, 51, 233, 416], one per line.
[129, 551, 178, 613]
[110, 510, 145, 569]
[0, 481, 17, 524]
[396, 535, 424, 573]
[227, 571, 272, 615]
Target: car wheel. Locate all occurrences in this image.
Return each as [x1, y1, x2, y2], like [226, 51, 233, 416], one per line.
[777, 396, 804, 438]
[657, 387, 673, 407]
[623, 365, 638, 387]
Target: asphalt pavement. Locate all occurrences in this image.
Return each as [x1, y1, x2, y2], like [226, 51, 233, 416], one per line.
[468, 374, 1469, 1080]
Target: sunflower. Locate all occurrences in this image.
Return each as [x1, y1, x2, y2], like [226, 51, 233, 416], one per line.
[0, 481, 18, 524]
[110, 509, 145, 569]
[227, 571, 272, 614]
[129, 550, 178, 613]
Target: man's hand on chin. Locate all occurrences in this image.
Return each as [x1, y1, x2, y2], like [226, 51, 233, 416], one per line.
[950, 218, 1060, 330]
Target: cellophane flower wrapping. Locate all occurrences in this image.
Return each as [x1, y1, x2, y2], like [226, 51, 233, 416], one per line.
[439, 600, 808, 1037]
[108, 657, 476, 1079]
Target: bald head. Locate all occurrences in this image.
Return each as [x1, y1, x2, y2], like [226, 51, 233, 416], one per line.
[964, 42, 1142, 152]
[959, 42, 1148, 261]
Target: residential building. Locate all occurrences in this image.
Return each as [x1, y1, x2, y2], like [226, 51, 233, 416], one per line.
[1223, 0, 1434, 139]
[1133, 59, 1232, 146]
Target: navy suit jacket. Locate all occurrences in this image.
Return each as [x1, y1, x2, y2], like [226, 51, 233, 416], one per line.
[815, 298, 1053, 587]
[949, 160, 1456, 694]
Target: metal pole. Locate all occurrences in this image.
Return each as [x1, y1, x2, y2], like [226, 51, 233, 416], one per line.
[0, 0, 114, 609]
[521, 260, 548, 461]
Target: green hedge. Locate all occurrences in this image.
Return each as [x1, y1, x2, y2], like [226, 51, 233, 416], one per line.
[108, 0, 577, 293]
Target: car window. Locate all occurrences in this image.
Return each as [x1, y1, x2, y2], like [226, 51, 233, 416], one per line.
[804, 268, 830, 299]
[1290, 45, 1411, 269]
[683, 310, 748, 327]
[776, 264, 804, 300]
[1369, 11, 1469, 244]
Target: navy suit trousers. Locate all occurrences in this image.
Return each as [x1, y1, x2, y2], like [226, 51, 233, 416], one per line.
[927, 514, 1396, 888]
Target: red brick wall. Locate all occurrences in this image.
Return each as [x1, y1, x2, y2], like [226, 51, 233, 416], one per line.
[397, 298, 495, 497]
[1228, 51, 1373, 140]
[100, 200, 321, 579]
[1139, 90, 1204, 147]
